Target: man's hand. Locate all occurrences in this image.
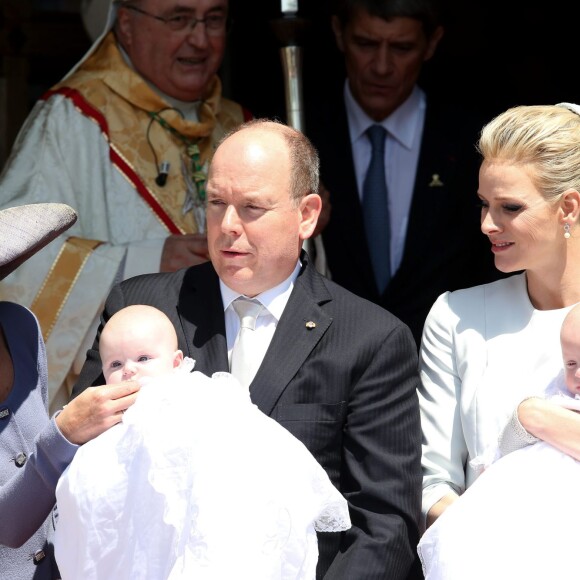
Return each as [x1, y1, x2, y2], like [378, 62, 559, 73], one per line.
[55, 381, 141, 445]
[160, 234, 210, 272]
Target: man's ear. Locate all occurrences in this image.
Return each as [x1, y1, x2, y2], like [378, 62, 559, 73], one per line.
[115, 6, 134, 50]
[298, 193, 322, 241]
[424, 25, 444, 61]
[331, 15, 345, 52]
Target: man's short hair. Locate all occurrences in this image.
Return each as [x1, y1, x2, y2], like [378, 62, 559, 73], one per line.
[332, 0, 442, 38]
[217, 119, 320, 204]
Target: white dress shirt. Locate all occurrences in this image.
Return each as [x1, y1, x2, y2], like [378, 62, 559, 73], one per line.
[220, 262, 301, 374]
[344, 82, 426, 275]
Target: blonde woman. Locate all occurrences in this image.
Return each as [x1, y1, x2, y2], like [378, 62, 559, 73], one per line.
[419, 103, 580, 530]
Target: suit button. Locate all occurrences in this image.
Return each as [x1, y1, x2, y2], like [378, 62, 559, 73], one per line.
[15, 452, 27, 467]
[33, 549, 46, 564]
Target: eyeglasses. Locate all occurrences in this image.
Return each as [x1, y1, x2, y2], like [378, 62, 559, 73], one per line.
[122, 5, 231, 35]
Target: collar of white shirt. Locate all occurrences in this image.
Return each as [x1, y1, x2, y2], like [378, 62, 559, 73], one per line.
[220, 260, 301, 318]
[344, 80, 424, 150]
[220, 260, 302, 353]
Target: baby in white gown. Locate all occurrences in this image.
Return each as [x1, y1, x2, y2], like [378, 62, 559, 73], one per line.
[54, 305, 351, 580]
[418, 303, 580, 580]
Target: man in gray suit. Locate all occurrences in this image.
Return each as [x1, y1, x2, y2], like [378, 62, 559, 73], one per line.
[73, 119, 422, 579]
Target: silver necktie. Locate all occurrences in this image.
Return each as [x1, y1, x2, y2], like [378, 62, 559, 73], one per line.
[230, 297, 264, 388]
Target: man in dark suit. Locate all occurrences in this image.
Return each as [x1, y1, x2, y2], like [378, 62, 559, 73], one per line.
[306, 0, 500, 347]
[73, 119, 422, 579]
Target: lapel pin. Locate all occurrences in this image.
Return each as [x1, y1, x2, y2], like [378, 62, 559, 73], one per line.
[305, 321, 316, 329]
[429, 173, 444, 187]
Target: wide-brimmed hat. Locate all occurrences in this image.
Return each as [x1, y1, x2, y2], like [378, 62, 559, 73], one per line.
[0, 203, 78, 280]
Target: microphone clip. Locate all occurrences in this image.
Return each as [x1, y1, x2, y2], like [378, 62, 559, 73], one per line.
[156, 161, 170, 187]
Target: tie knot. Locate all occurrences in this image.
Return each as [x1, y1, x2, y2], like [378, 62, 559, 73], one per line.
[366, 124, 386, 152]
[232, 297, 263, 331]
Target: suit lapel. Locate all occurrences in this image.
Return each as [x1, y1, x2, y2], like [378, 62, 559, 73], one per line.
[389, 102, 460, 291]
[250, 258, 333, 416]
[176, 262, 230, 375]
[315, 98, 376, 293]
[175, 258, 333, 414]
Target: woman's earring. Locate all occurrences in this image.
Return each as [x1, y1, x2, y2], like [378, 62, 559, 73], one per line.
[564, 223, 571, 239]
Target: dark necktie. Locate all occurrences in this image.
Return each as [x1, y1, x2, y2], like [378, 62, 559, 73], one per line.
[362, 124, 391, 294]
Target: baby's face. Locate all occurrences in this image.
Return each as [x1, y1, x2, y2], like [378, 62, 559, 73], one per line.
[561, 332, 580, 397]
[101, 336, 181, 384]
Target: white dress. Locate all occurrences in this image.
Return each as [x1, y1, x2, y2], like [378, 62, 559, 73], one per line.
[419, 273, 577, 520]
[54, 362, 351, 580]
[418, 372, 580, 580]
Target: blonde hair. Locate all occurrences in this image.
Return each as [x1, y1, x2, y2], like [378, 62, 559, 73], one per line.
[477, 104, 580, 203]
